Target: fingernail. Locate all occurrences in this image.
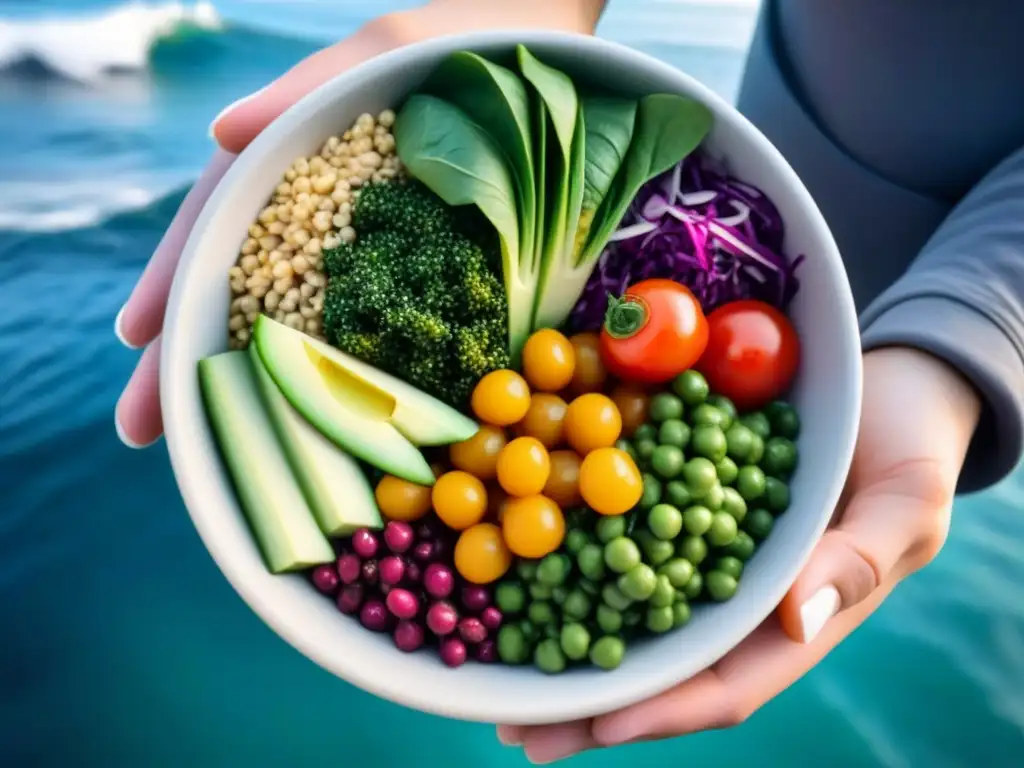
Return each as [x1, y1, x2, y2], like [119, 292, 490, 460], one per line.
[799, 585, 841, 644]
[114, 306, 142, 349]
[497, 727, 523, 746]
[115, 415, 146, 449]
[208, 86, 269, 139]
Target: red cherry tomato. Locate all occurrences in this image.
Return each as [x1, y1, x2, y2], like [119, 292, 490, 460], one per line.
[598, 279, 709, 384]
[696, 300, 800, 411]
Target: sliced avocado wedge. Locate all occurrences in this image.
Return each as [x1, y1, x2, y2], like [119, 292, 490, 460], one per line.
[198, 351, 334, 574]
[252, 315, 436, 485]
[250, 345, 384, 536]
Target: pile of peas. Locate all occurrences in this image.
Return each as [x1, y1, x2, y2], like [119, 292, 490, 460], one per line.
[492, 369, 801, 674]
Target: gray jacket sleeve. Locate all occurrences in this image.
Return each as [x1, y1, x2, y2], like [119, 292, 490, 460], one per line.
[859, 147, 1024, 492]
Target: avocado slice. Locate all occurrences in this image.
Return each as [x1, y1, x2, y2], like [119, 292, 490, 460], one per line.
[251, 315, 436, 485]
[249, 345, 384, 536]
[198, 351, 334, 574]
[253, 315, 478, 447]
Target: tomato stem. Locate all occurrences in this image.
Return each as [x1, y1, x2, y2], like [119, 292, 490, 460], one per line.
[604, 294, 649, 339]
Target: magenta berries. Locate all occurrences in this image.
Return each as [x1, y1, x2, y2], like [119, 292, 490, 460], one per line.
[351, 529, 379, 559]
[336, 554, 362, 585]
[379, 555, 406, 586]
[386, 588, 420, 620]
[426, 601, 459, 636]
[439, 637, 468, 668]
[423, 563, 454, 599]
[394, 620, 425, 653]
[312, 565, 339, 595]
[383, 521, 415, 554]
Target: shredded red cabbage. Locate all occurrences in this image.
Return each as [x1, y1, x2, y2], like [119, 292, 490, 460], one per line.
[569, 151, 804, 332]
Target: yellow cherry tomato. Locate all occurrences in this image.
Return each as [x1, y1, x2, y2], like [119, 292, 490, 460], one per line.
[431, 470, 488, 530]
[449, 425, 507, 480]
[513, 393, 568, 449]
[471, 370, 531, 426]
[455, 522, 513, 584]
[522, 328, 576, 392]
[579, 447, 643, 516]
[564, 393, 623, 455]
[610, 383, 650, 438]
[568, 332, 608, 395]
[501, 495, 566, 558]
[543, 450, 583, 508]
[374, 475, 432, 522]
[496, 436, 551, 497]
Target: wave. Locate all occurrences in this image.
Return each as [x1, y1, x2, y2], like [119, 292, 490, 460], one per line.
[0, 1, 223, 83]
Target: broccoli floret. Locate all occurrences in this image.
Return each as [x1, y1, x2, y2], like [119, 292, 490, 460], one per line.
[353, 179, 455, 239]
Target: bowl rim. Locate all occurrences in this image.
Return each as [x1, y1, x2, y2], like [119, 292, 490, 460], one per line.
[160, 28, 862, 724]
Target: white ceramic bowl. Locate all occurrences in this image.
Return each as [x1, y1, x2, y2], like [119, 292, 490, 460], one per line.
[161, 30, 861, 725]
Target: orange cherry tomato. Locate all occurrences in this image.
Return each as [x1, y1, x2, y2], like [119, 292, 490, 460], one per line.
[501, 495, 566, 558]
[697, 299, 800, 412]
[455, 522, 513, 584]
[514, 393, 568, 449]
[564, 393, 622, 455]
[579, 447, 643, 516]
[374, 475, 432, 522]
[496, 437, 551, 497]
[609, 383, 650, 437]
[449, 424, 507, 480]
[567, 332, 608, 395]
[543, 450, 583, 508]
[470, 369, 531, 426]
[599, 279, 709, 384]
[522, 329, 576, 392]
[431, 470, 488, 530]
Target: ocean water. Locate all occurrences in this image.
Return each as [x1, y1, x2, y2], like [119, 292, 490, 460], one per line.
[1, 1, 1022, 766]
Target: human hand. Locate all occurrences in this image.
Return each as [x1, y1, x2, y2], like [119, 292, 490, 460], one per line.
[113, 0, 606, 447]
[498, 346, 981, 764]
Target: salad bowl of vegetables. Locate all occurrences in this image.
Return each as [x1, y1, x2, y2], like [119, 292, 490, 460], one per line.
[161, 30, 861, 725]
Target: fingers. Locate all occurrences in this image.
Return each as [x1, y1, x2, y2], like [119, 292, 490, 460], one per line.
[115, 337, 164, 448]
[117, 150, 236, 348]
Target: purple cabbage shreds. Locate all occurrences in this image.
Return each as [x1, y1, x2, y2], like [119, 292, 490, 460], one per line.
[569, 151, 805, 333]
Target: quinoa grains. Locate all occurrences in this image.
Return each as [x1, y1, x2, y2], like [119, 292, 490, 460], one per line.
[227, 110, 402, 349]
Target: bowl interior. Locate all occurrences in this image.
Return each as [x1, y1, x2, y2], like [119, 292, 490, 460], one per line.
[161, 30, 861, 725]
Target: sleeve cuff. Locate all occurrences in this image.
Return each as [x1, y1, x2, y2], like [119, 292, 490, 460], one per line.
[861, 295, 1024, 493]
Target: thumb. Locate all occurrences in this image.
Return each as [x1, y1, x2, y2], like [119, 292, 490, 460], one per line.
[778, 464, 952, 645]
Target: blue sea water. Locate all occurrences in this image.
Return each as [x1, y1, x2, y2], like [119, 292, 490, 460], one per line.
[1, 1, 1022, 766]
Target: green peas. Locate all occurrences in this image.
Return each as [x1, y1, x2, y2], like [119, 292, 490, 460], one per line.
[639, 474, 663, 510]
[762, 436, 798, 478]
[578, 578, 600, 596]
[665, 481, 693, 509]
[706, 394, 737, 424]
[544, 624, 561, 640]
[560, 623, 591, 661]
[690, 404, 728, 429]
[563, 589, 593, 621]
[495, 582, 526, 614]
[602, 583, 633, 612]
[682, 570, 703, 600]
[649, 393, 684, 423]
[723, 530, 756, 561]
[682, 505, 713, 536]
[615, 438, 639, 463]
[634, 423, 658, 442]
[691, 425, 727, 462]
[652, 445, 686, 479]
[596, 604, 623, 633]
[618, 564, 658, 601]
[736, 465, 767, 501]
[659, 558, 696, 588]
[565, 529, 591, 555]
[683, 457, 718, 495]
[648, 503, 684, 540]
[715, 556, 745, 579]
[701, 482, 725, 511]
[715, 456, 739, 486]
[516, 561, 538, 582]
[707, 512, 739, 546]
[634, 438, 657, 462]
[646, 606, 675, 633]
[577, 543, 607, 580]
[658, 419, 691, 449]
[596, 516, 627, 543]
[623, 608, 643, 627]
[649, 574, 676, 608]
[741, 412, 772, 439]
[590, 636, 626, 670]
[747, 434, 765, 464]
[497, 625, 529, 664]
[765, 400, 800, 440]
[551, 585, 569, 606]
[706, 570, 739, 602]
[528, 601, 556, 626]
[764, 477, 791, 513]
[529, 582, 553, 601]
[519, 619, 540, 644]
[535, 638, 567, 674]
[643, 537, 676, 566]
[672, 601, 692, 628]
[678, 535, 708, 565]
[721, 486, 748, 522]
[604, 536, 642, 573]
[537, 554, 571, 586]
[672, 370, 709, 406]
[744, 508, 775, 541]
[724, 423, 757, 463]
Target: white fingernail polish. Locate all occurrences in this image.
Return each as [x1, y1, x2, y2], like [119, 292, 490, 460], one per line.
[799, 585, 841, 644]
[115, 416, 146, 450]
[208, 86, 269, 139]
[114, 306, 142, 349]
